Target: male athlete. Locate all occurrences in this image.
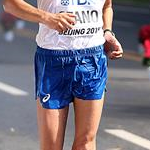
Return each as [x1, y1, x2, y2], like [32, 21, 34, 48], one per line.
[3, 0, 123, 150]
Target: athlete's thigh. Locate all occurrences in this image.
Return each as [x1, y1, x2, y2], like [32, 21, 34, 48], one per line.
[73, 96, 104, 139]
[37, 99, 69, 150]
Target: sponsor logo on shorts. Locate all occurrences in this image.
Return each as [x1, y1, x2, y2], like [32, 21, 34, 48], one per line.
[42, 94, 51, 103]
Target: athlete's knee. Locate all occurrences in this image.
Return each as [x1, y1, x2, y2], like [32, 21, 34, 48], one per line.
[72, 133, 96, 150]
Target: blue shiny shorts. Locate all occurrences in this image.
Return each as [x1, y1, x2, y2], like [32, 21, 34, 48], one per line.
[34, 45, 108, 109]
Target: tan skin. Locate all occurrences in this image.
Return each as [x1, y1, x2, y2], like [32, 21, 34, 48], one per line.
[37, 95, 104, 150]
[3, 0, 123, 149]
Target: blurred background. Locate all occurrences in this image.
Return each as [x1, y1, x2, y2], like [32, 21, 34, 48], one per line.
[0, 0, 150, 150]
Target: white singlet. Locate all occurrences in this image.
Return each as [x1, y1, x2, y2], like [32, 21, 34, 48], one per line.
[36, 0, 106, 50]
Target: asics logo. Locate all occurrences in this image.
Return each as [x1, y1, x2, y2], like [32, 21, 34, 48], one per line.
[42, 94, 51, 103]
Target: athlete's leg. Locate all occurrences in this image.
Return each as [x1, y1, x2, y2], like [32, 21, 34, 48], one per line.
[72, 95, 104, 150]
[37, 98, 69, 150]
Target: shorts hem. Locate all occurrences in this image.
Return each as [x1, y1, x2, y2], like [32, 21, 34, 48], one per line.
[75, 94, 104, 101]
[42, 104, 70, 109]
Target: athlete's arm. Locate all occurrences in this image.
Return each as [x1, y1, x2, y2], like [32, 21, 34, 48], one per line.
[102, 0, 113, 30]
[2, 0, 76, 32]
[102, 0, 123, 59]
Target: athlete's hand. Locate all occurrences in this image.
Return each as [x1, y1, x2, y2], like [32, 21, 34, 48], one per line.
[104, 31, 123, 59]
[44, 12, 76, 33]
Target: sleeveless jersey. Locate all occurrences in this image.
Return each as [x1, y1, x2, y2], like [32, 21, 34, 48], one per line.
[36, 0, 106, 50]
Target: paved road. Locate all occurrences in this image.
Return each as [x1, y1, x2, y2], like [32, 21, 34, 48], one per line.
[0, 2, 150, 150]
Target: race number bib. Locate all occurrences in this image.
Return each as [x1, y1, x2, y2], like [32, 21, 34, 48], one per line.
[55, 0, 104, 37]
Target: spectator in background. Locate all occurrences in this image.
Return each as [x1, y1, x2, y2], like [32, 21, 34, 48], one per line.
[0, 12, 25, 42]
[138, 24, 150, 79]
[0, 12, 16, 42]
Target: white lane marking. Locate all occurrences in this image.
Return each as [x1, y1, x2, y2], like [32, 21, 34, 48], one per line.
[0, 82, 28, 96]
[105, 129, 150, 150]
